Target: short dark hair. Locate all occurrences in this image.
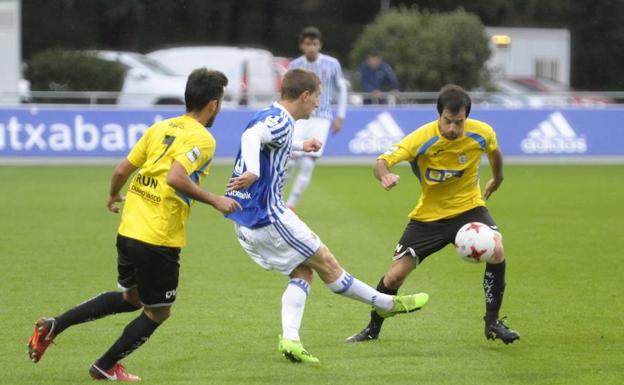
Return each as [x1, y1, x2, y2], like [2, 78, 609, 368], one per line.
[184, 68, 228, 112]
[299, 26, 322, 43]
[281, 68, 320, 100]
[436, 84, 471, 117]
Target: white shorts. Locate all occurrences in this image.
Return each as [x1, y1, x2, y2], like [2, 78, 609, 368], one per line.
[234, 209, 322, 275]
[292, 116, 331, 157]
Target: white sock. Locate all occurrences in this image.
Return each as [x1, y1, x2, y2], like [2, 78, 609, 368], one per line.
[281, 278, 310, 341]
[326, 270, 394, 311]
[286, 157, 315, 208]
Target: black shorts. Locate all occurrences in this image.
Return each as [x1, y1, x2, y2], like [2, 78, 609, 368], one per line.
[116, 234, 180, 307]
[394, 206, 500, 263]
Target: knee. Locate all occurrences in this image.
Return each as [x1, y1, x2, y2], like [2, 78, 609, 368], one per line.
[122, 289, 142, 308]
[489, 237, 505, 264]
[384, 270, 407, 289]
[299, 157, 316, 176]
[315, 245, 342, 281]
[144, 306, 171, 324]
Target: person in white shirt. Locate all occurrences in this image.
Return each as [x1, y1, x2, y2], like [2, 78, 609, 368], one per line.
[286, 26, 348, 210]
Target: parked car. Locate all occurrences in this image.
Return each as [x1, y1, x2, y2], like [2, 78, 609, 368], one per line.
[147, 46, 277, 107]
[510, 77, 614, 106]
[93, 50, 187, 106]
[487, 78, 570, 107]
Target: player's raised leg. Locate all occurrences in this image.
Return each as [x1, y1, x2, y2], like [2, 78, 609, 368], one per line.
[304, 244, 428, 316]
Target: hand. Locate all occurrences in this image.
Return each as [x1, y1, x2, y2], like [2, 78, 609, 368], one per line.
[380, 173, 400, 191]
[483, 178, 503, 200]
[227, 171, 258, 192]
[107, 194, 125, 213]
[303, 138, 322, 153]
[212, 196, 242, 214]
[331, 117, 343, 134]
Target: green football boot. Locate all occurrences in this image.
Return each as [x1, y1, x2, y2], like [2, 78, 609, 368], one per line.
[278, 336, 320, 363]
[375, 292, 429, 319]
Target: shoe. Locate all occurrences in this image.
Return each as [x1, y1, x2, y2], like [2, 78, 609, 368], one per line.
[277, 336, 320, 363]
[345, 326, 379, 343]
[28, 318, 57, 363]
[484, 317, 520, 344]
[375, 293, 429, 319]
[89, 362, 141, 381]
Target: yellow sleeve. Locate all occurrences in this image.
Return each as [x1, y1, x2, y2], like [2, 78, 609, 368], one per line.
[484, 123, 499, 154]
[377, 127, 428, 168]
[126, 127, 151, 167]
[172, 135, 216, 175]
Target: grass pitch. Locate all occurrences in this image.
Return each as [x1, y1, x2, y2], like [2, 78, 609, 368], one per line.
[1, 164, 623, 384]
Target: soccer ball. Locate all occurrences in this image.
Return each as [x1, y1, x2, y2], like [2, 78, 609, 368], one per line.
[454, 222, 496, 263]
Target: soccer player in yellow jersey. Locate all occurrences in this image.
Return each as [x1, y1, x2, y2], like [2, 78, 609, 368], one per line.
[27, 68, 241, 381]
[346, 85, 520, 345]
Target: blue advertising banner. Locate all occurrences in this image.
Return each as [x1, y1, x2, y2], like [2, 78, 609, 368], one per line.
[1, 105, 623, 160]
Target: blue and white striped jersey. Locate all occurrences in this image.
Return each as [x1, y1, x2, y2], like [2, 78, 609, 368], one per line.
[288, 53, 347, 121]
[225, 103, 294, 228]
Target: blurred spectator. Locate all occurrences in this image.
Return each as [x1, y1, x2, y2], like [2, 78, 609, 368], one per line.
[359, 50, 400, 104]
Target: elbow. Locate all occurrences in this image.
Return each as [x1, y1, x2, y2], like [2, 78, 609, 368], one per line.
[166, 172, 182, 190]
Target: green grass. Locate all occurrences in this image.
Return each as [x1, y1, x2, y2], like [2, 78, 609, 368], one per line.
[1, 164, 623, 384]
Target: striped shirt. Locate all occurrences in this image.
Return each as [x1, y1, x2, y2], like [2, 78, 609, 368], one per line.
[225, 103, 294, 228]
[288, 53, 347, 121]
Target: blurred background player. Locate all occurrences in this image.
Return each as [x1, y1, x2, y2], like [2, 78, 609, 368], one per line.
[285, 26, 348, 210]
[27, 68, 240, 381]
[225, 68, 428, 363]
[346, 84, 520, 345]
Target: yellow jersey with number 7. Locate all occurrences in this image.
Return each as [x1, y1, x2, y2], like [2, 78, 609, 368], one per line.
[118, 115, 216, 247]
[378, 118, 498, 222]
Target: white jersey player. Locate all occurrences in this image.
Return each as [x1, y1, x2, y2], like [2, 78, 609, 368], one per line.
[285, 26, 348, 210]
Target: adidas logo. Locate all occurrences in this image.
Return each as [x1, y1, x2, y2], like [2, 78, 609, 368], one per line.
[521, 111, 587, 154]
[349, 112, 405, 154]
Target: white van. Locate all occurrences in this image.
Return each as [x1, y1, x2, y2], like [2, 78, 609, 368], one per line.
[93, 50, 187, 106]
[147, 46, 277, 107]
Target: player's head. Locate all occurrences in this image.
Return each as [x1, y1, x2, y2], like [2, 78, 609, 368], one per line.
[298, 26, 322, 61]
[185, 68, 228, 127]
[281, 68, 321, 119]
[436, 84, 471, 140]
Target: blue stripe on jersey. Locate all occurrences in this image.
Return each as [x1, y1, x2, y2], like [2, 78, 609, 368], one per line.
[410, 136, 440, 180]
[272, 218, 315, 257]
[176, 158, 213, 206]
[466, 132, 486, 150]
[289, 54, 342, 120]
[225, 103, 293, 228]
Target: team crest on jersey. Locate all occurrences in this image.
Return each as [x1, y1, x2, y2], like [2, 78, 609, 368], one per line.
[186, 146, 201, 162]
[458, 153, 467, 164]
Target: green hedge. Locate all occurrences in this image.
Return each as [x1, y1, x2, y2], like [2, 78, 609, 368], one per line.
[25, 49, 125, 97]
[350, 8, 491, 91]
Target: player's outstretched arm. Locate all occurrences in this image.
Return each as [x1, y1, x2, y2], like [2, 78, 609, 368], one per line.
[167, 160, 241, 214]
[483, 148, 504, 200]
[374, 159, 400, 191]
[108, 159, 138, 213]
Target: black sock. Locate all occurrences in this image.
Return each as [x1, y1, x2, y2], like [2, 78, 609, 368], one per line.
[54, 292, 140, 335]
[368, 276, 398, 333]
[484, 261, 506, 323]
[96, 312, 161, 371]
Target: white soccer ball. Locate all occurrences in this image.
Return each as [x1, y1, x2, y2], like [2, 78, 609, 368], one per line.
[454, 222, 496, 263]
